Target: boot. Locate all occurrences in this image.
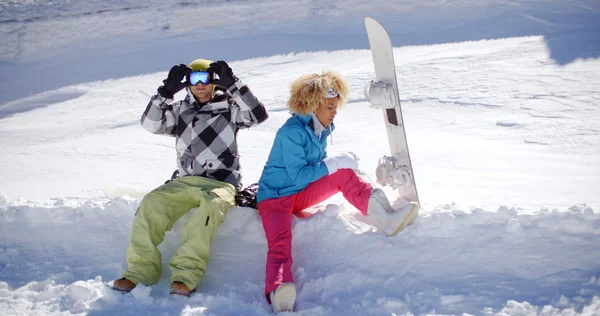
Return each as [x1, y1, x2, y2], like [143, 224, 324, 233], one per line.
[269, 282, 296, 313]
[112, 277, 136, 292]
[170, 281, 194, 297]
[367, 188, 419, 236]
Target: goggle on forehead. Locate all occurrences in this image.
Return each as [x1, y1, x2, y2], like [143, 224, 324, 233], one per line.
[189, 71, 211, 85]
[326, 87, 340, 98]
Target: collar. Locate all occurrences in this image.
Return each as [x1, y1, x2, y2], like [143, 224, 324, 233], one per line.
[295, 113, 335, 137]
[309, 113, 327, 139]
[185, 88, 227, 112]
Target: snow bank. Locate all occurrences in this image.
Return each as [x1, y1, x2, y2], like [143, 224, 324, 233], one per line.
[1, 195, 598, 315]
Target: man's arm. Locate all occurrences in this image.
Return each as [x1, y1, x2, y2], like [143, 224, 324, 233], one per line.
[227, 80, 269, 128]
[141, 64, 191, 135]
[140, 94, 179, 136]
[207, 60, 268, 128]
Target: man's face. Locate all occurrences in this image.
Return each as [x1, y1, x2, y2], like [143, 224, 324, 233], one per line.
[190, 80, 213, 103]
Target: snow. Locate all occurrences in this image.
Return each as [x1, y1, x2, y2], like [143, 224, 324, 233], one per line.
[1, 0, 600, 315]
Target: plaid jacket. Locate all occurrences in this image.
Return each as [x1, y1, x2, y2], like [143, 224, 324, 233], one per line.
[141, 80, 268, 189]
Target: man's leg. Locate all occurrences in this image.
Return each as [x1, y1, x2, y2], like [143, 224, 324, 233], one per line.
[258, 196, 295, 302]
[169, 186, 235, 291]
[293, 169, 372, 215]
[121, 178, 210, 286]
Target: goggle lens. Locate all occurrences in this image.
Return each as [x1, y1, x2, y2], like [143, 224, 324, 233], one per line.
[189, 71, 211, 85]
[326, 87, 340, 98]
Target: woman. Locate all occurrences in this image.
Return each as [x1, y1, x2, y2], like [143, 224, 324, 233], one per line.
[256, 70, 419, 312]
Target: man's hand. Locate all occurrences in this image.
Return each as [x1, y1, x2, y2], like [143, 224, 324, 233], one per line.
[207, 60, 237, 88]
[157, 64, 192, 99]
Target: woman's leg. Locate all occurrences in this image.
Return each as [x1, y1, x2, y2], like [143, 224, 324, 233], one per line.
[258, 196, 295, 302]
[293, 169, 372, 215]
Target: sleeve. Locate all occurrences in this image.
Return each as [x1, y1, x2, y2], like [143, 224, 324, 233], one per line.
[280, 128, 329, 187]
[227, 79, 269, 128]
[140, 94, 180, 136]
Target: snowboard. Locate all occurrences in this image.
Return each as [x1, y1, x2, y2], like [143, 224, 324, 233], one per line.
[364, 17, 420, 205]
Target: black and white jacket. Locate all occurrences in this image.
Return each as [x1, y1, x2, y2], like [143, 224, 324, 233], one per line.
[141, 80, 268, 189]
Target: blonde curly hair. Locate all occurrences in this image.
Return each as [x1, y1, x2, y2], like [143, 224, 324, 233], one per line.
[287, 70, 350, 114]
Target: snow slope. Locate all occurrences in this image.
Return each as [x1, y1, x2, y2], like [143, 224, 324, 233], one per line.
[1, 0, 598, 103]
[1, 1, 600, 315]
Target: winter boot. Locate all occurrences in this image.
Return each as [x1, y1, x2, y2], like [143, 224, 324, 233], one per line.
[112, 277, 136, 292]
[270, 282, 296, 313]
[170, 281, 194, 297]
[367, 188, 419, 236]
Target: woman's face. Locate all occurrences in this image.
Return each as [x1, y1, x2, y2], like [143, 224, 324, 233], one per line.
[314, 97, 338, 128]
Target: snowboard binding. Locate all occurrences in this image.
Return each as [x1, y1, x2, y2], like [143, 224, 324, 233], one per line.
[364, 80, 398, 109]
[375, 155, 412, 189]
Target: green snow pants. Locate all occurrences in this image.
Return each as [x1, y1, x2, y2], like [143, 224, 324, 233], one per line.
[121, 176, 236, 291]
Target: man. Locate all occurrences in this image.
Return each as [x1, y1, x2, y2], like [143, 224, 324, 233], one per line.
[112, 59, 268, 296]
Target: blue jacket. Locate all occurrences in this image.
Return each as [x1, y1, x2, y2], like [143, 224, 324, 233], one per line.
[257, 113, 334, 203]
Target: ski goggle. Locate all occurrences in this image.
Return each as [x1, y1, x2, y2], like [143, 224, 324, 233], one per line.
[326, 87, 340, 98]
[189, 71, 211, 85]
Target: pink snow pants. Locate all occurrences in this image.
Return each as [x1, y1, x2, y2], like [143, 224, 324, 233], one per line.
[257, 169, 372, 302]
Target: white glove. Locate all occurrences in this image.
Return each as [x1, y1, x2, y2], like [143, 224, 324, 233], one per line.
[322, 152, 359, 175]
